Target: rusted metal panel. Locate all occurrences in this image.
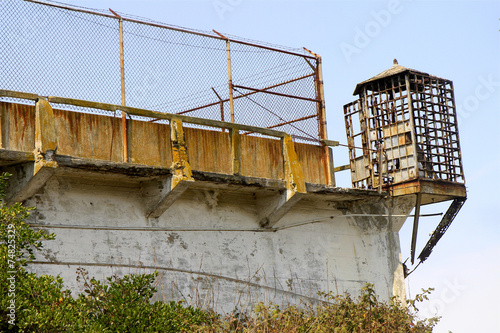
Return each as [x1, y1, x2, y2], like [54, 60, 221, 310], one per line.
[0, 102, 35, 151]
[1, 101, 331, 185]
[294, 142, 326, 185]
[418, 180, 467, 198]
[46, 95, 288, 139]
[240, 135, 284, 180]
[53, 109, 123, 162]
[184, 127, 232, 175]
[128, 120, 172, 167]
[388, 180, 466, 197]
[388, 179, 466, 205]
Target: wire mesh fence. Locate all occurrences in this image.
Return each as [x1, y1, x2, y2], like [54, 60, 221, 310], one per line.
[0, 0, 325, 143]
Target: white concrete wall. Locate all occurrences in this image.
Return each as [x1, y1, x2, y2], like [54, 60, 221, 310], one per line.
[25, 172, 414, 313]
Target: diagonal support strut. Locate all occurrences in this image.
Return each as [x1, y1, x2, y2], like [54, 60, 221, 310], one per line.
[417, 197, 466, 263]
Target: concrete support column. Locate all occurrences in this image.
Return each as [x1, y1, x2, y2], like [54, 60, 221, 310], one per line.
[7, 99, 58, 204]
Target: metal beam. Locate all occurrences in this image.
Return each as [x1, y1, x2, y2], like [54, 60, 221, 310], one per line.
[109, 9, 128, 163]
[0, 90, 39, 101]
[333, 164, 350, 173]
[417, 197, 466, 263]
[232, 84, 320, 103]
[321, 139, 340, 147]
[176, 73, 315, 116]
[410, 192, 422, 264]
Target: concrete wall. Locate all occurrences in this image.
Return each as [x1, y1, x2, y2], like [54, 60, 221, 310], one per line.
[22, 170, 414, 313]
[1, 99, 414, 313]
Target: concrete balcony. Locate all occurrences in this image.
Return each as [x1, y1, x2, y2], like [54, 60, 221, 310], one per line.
[0, 91, 413, 312]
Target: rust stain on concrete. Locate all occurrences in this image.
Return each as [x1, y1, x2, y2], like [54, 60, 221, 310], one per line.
[1, 102, 330, 185]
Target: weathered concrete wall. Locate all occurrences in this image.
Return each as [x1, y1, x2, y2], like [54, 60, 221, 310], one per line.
[20, 170, 414, 313]
[1, 99, 413, 313]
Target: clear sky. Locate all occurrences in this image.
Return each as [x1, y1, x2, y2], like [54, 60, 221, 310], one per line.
[51, 0, 500, 331]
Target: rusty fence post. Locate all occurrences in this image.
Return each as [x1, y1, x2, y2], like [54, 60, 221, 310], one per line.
[213, 30, 235, 123]
[304, 48, 333, 186]
[110, 8, 128, 163]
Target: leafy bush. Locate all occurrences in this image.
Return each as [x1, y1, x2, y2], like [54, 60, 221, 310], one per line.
[0, 172, 440, 332]
[196, 284, 439, 332]
[0, 174, 209, 332]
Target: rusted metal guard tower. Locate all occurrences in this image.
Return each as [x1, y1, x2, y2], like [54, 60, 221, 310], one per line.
[344, 60, 467, 268]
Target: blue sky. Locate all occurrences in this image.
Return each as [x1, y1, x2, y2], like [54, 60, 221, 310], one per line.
[48, 0, 500, 331]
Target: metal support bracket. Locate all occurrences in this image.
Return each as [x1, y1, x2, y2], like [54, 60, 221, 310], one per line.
[417, 197, 466, 263]
[259, 135, 306, 228]
[146, 118, 194, 218]
[410, 192, 422, 264]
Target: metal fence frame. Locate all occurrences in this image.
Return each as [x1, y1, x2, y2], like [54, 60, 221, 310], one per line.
[0, 0, 335, 184]
[1, 0, 328, 144]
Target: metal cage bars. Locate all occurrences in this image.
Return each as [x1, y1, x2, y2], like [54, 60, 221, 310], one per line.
[344, 72, 464, 189]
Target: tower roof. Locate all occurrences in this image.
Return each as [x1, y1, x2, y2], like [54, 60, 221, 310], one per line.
[353, 61, 430, 95]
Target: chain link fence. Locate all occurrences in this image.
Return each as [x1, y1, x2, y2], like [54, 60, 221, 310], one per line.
[0, 0, 326, 143]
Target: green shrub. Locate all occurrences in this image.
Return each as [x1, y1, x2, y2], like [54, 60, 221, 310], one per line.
[199, 284, 439, 332]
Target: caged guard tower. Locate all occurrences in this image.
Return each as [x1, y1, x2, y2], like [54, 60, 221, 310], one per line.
[344, 60, 467, 266]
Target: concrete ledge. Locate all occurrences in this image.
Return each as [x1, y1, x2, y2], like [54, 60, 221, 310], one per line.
[0, 151, 385, 202]
[305, 183, 386, 198]
[55, 154, 172, 178]
[192, 170, 285, 190]
[0, 149, 34, 166]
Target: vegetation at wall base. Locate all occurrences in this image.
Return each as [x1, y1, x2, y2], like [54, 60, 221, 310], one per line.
[0, 172, 440, 332]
